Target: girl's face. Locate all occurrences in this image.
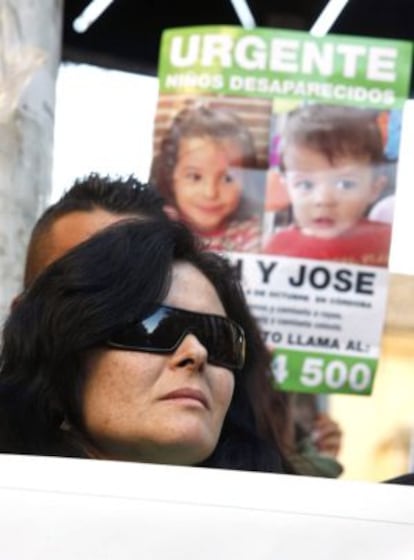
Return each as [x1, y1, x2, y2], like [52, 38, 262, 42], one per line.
[82, 262, 235, 465]
[172, 136, 244, 233]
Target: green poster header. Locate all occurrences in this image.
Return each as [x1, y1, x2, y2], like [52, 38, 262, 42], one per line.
[158, 26, 413, 109]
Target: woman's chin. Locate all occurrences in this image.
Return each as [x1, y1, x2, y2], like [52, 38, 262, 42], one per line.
[92, 432, 217, 466]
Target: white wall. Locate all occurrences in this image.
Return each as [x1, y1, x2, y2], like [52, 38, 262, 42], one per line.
[51, 63, 158, 202]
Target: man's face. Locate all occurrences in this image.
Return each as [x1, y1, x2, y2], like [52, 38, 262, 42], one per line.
[38, 209, 130, 274]
[16, 208, 137, 308]
[283, 144, 385, 238]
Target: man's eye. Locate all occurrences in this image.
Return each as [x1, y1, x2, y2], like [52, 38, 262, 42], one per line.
[335, 179, 357, 190]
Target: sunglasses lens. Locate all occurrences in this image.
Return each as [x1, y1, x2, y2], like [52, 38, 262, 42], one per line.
[194, 314, 244, 370]
[107, 305, 245, 370]
[107, 307, 168, 349]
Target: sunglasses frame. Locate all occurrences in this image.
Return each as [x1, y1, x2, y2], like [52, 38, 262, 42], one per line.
[106, 304, 246, 371]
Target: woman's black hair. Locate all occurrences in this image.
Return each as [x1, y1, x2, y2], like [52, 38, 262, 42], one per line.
[0, 218, 291, 472]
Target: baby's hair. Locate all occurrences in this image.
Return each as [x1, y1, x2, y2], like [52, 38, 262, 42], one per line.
[279, 104, 386, 171]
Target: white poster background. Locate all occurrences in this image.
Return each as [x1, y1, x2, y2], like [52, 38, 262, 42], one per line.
[232, 252, 389, 357]
[0, 454, 413, 559]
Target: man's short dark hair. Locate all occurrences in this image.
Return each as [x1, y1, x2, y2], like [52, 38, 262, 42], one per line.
[24, 173, 168, 288]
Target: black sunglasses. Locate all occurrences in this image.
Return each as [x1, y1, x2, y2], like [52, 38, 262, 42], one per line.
[106, 304, 246, 371]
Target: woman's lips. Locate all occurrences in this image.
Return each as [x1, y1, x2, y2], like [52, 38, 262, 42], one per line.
[160, 388, 209, 409]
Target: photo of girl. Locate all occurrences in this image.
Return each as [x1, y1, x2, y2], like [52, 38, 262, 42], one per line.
[263, 102, 400, 267]
[150, 101, 267, 253]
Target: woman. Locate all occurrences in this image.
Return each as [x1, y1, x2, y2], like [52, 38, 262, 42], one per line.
[0, 218, 291, 472]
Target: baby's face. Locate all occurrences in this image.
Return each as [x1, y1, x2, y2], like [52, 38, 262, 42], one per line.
[283, 143, 385, 239]
[172, 136, 244, 233]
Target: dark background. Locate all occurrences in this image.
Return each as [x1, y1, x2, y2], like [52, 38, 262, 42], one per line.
[63, 0, 414, 93]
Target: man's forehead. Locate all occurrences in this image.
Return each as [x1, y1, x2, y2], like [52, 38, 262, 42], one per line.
[23, 209, 143, 290]
[44, 209, 129, 268]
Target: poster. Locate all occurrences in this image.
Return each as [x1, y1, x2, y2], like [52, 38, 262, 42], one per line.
[1, 454, 413, 559]
[150, 26, 412, 395]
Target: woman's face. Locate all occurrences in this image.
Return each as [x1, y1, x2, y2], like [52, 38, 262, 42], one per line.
[172, 136, 244, 233]
[82, 262, 235, 465]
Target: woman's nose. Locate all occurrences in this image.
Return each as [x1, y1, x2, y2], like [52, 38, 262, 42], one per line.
[170, 333, 208, 372]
